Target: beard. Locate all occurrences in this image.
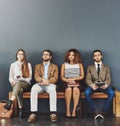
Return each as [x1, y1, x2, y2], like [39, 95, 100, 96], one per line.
[43, 58, 50, 62]
[95, 60, 101, 63]
[94, 58, 102, 63]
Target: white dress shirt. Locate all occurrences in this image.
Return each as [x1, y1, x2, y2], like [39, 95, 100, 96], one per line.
[9, 61, 32, 84]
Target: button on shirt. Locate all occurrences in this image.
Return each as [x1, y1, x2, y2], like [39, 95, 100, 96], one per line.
[43, 63, 50, 79]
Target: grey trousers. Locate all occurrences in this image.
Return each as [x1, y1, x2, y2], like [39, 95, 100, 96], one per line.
[12, 81, 29, 108]
[30, 83, 57, 112]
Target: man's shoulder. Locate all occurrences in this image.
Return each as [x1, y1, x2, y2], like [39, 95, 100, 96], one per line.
[87, 64, 95, 68]
[35, 64, 43, 67]
[102, 64, 110, 67]
[50, 63, 58, 67]
[102, 64, 110, 70]
[10, 61, 18, 66]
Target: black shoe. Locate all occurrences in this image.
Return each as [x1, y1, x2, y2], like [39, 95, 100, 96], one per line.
[19, 109, 23, 119]
[4, 100, 12, 110]
[100, 111, 105, 118]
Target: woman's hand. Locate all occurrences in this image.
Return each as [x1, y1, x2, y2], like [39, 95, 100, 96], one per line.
[11, 80, 16, 86]
[67, 79, 75, 84]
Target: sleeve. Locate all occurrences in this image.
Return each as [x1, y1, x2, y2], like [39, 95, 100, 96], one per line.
[9, 64, 14, 84]
[85, 66, 94, 87]
[105, 66, 111, 86]
[48, 64, 58, 84]
[34, 64, 43, 83]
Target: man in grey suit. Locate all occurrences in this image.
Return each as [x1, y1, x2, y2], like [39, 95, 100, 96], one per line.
[85, 50, 114, 119]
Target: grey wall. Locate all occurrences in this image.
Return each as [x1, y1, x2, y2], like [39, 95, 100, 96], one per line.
[0, 0, 120, 100]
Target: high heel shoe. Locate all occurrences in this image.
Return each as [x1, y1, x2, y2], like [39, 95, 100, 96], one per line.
[4, 100, 13, 110]
[66, 115, 71, 119]
[72, 115, 77, 119]
[19, 108, 23, 119]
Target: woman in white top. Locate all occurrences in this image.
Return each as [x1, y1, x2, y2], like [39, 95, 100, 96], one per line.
[4, 49, 32, 119]
[61, 49, 84, 118]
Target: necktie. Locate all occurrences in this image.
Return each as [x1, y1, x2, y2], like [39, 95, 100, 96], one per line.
[97, 64, 100, 76]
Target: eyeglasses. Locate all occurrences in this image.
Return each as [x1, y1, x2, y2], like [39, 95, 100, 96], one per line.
[43, 53, 50, 56]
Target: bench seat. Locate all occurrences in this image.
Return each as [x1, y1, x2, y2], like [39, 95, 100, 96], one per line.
[9, 90, 120, 117]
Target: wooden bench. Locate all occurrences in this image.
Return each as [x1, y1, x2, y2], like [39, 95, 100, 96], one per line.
[9, 91, 120, 117]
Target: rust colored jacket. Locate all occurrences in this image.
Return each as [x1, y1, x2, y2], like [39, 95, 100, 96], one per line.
[34, 63, 58, 84]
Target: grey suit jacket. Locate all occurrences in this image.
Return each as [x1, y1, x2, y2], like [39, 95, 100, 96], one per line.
[86, 64, 111, 87]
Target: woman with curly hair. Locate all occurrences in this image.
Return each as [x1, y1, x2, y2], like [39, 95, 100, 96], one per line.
[61, 49, 84, 118]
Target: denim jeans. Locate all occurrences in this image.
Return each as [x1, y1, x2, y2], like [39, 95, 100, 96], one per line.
[85, 86, 114, 113]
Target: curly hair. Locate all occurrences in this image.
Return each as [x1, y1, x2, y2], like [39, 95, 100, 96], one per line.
[64, 48, 83, 64]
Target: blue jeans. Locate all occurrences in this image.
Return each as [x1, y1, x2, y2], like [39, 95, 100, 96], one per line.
[85, 86, 114, 113]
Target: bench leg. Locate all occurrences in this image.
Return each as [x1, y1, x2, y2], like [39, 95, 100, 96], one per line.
[113, 91, 120, 117]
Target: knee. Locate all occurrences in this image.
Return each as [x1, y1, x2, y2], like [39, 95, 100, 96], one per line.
[49, 84, 56, 90]
[48, 84, 56, 93]
[73, 87, 80, 95]
[19, 88, 23, 92]
[65, 87, 72, 95]
[84, 88, 91, 97]
[14, 82, 21, 88]
[109, 90, 115, 98]
[31, 85, 39, 93]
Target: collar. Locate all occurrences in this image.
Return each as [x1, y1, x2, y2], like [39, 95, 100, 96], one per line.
[43, 61, 50, 66]
[16, 60, 23, 65]
[94, 61, 102, 68]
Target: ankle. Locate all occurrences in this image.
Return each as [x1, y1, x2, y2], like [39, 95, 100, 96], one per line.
[50, 111, 57, 115]
[19, 108, 23, 111]
[31, 111, 37, 115]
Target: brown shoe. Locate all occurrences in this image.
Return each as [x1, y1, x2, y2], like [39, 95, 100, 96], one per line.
[50, 114, 57, 122]
[28, 114, 36, 123]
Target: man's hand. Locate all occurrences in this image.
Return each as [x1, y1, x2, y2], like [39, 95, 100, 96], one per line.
[40, 78, 50, 86]
[100, 83, 108, 89]
[91, 84, 98, 90]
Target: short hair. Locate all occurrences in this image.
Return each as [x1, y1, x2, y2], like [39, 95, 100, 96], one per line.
[42, 49, 52, 56]
[92, 49, 103, 56]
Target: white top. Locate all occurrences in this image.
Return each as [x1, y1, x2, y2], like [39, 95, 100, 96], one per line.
[9, 61, 32, 84]
[64, 62, 80, 78]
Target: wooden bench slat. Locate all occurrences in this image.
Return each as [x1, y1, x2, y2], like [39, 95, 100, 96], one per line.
[9, 91, 108, 99]
[9, 91, 120, 117]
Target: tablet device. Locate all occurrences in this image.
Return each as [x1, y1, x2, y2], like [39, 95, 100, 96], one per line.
[95, 82, 105, 87]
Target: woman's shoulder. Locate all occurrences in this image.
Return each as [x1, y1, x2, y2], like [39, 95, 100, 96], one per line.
[61, 62, 68, 66]
[28, 62, 32, 65]
[10, 61, 17, 65]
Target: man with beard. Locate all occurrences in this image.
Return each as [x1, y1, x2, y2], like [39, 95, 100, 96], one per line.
[28, 49, 58, 123]
[85, 50, 114, 119]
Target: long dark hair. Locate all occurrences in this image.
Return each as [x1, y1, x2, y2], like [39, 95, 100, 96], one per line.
[16, 49, 30, 78]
